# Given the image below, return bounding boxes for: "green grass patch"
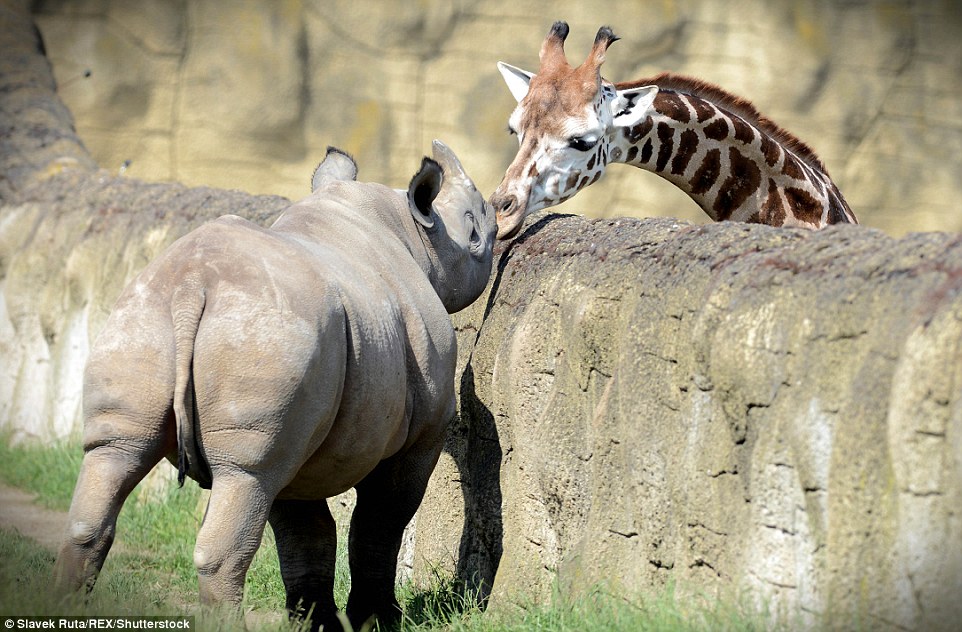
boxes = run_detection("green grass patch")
[0,433,84,510]
[0,436,798,631]
[395,576,788,632]
[0,526,307,631]
[0,436,292,614]
[0,526,186,618]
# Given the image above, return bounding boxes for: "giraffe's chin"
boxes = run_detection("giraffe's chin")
[496,214,524,240]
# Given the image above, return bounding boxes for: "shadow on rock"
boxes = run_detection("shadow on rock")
[443,211,567,608]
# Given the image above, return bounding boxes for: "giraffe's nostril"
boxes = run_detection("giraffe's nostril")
[491,194,518,217]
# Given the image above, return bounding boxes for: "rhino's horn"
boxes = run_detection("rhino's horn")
[431,140,470,185]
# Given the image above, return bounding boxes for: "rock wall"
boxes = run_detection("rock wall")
[411,215,962,630]
[3,2,962,629]
[0,0,290,439]
[0,172,289,439]
[31,0,962,236]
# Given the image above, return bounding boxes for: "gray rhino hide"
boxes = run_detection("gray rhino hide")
[54,143,496,632]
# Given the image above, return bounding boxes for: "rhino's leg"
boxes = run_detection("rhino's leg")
[55,300,178,594]
[346,436,445,630]
[193,471,272,609]
[54,434,168,594]
[269,499,339,632]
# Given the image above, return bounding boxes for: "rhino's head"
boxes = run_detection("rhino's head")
[309,141,495,313]
[407,140,497,313]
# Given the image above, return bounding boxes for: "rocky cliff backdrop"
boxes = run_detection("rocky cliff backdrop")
[30,0,962,235]
[2,1,962,631]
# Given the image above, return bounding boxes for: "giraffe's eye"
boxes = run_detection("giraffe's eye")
[568,136,598,152]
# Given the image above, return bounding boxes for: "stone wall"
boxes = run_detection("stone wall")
[32,0,962,236]
[411,214,962,630]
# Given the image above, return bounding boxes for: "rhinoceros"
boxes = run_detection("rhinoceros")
[53,141,496,631]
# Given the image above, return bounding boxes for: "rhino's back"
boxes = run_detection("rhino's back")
[267,200,459,498]
[184,214,453,495]
[269,196,456,375]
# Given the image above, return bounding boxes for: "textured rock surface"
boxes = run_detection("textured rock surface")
[0,0,289,439]
[410,214,962,630]
[3,2,962,629]
[0,171,288,439]
[29,0,962,236]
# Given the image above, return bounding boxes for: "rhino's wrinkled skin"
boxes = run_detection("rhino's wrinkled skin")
[53,142,496,632]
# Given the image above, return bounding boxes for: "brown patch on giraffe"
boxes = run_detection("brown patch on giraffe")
[732,116,754,145]
[713,147,761,220]
[655,122,674,172]
[587,153,596,170]
[691,97,716,123]
[827,187,855,224]
[528,163,540,178]
[812,173,826,196]
[783,186,822,224]
[565,171,580,192]
[690,147,721,196]
[578,175,590,189]
[641,138,653,164]
[626,145,639,163]
[590,171,602,184]
[671,129,699,176]
[654,92,690,124]
[625,116,653,144]
[760,178,786,226]
[704,118,729,141]
[760,133,780,167]
[781,153,805,179]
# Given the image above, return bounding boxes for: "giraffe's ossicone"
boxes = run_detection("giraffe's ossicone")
[490,21,858,240]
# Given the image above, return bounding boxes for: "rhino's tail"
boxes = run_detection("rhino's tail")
[171,280,212,489]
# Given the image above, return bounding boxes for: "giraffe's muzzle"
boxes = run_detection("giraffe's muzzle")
[491,192,525,240]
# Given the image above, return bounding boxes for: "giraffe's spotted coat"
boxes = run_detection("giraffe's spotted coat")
[490,23,857,238]
[655,122,674,173]
[671,129,699,176]
[614,76,857,226]
[690,148,721,196]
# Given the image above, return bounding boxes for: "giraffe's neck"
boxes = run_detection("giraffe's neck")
[607,75,856,227]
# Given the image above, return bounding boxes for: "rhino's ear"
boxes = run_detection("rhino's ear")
[408,157,442,229]
[311,146,358,192]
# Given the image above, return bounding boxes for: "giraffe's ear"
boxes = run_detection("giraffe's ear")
[611,85,659,128]
[497,61,535,103]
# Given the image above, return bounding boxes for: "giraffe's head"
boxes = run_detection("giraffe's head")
[490,22,659,239]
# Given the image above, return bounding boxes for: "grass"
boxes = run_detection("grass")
[0,435,84,510]
[0,437,792,631]
[0,435,295,617]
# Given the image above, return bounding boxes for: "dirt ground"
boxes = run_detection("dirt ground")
[0,482,286,626]
[0,482,69,551]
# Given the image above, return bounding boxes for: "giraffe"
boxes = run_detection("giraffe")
[490,21,858,240]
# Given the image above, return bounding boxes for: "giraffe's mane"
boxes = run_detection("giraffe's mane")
[617,72,827,172]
